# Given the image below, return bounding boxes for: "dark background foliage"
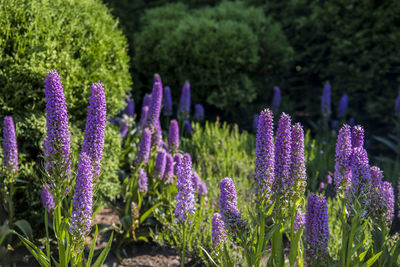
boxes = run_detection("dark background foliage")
[104,0,400,136]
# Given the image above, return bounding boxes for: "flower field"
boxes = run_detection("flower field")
[1,69,400,266]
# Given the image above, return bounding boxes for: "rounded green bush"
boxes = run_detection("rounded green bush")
[134,1,293,121]
[0,0,131,213]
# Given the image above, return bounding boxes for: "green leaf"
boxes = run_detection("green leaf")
[92,231,114,267]
[365,251,382,267]
[200,246,218,266]
[86,225,98,267]
[120,215,132,232]
[14,219,33,239]
[139,202,162,224]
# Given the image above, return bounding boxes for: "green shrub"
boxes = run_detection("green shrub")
[134,1,293,123]
[0,0,130,220]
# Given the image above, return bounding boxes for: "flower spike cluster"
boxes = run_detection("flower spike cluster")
[334,125,352,192]
[153,149,167,179]
[178,81,191,120]
[3,116,18,172]
[272,86,281,114]
[212,213,227,248]
[194,104,204,121]
[41,184,55,213]
[147,74,163,129]
[254,109,274,198]
[163,86,173,117]
[43,70,71,174]
[82,82,106,178]
[290,123,306,196]
[168,120,179,153]
[338,94,349,118]
[135,128,151,166]
[219,177,244,231]
[174,153,196,223]
[70,152,93,239]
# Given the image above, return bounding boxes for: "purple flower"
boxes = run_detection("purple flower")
[151,119,162,147]
[138,169,148,192]
[219,177,244,231]
[174,153,182,175]
[320,182,325,189]
[168,120,179,153]
[395,91,400,116]
[381,181,394,221]
[163,153,174,182]
[370,166,383,189]
[43,70,71,174]
[184,120,192,134]
[194,104,204,121]
[327,173,332,184]
[142,94,152,108]
[212,213,227,247]
[290,123,306,196]
[2,116,18,172]
[163,86,173,117]
[153,149,167,179]
[199,181,208,196]
[192,171,201,193]
[253,114,259,131]
[41,184,55,213]
[351,125,364,148]
[124,96,135,117]
[321,81,331,117]
[294,211,305,232]
[135,128,151,166]
[273,113,292,195]
[147,74,163,129]
[272,86,281,114]
[351,147,370,196]
[70,152,93,239]
[254,109,274,198]
[139,106,149,129]
[334,125,352,192]
[305,193,329,260]
[178,81,191,120]
[82,82,106,178]
[338,94,348,118]
[174,153,196,223]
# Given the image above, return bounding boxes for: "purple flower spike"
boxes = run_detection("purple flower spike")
[395,91,400,116]
[272,86,281,114]
[70,152,93,239]
[41,184,55,213]
[139,106,149,129]
[321,81,331,117]
[142,94,152,108]
[163,86,173,117]
[194,104,204,122]
[273,113,292,195]
[138,169,148,192]
[151,119,162,147]
[168,120,180,153]
[178,81,191,120]
[135,128,151,166]
[82,82,107,178]
[199,181,208,196]
[254,109,274,198]
[174,153,182,175]
[212,213,227,247]
[184,120,192,134]
[294,211,305,232]
[351,147,370,195]
[334,125,352,192]
[124,96,135,117]
[163,153,174,182]
[174,153,196,224]
[153,149,167,179]
[43,70,71,174]
[290,123,306,196]
[3,116,18,172]
[338,94,349,118]
[305,193,329,260]
[351,125,364,148]
[219,177,243,231]
[381,181,394,221]
[147,74,163,129]
[370,166,383,189]
[192,171,201,193]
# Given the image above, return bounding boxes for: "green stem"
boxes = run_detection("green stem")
[45,211,51,263]
[340,196,347,267]
[8,183,14,227]
[181,224,186,267]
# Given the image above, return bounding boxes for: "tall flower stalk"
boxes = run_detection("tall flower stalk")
[178,81,191,121]
[81,82,106,179]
